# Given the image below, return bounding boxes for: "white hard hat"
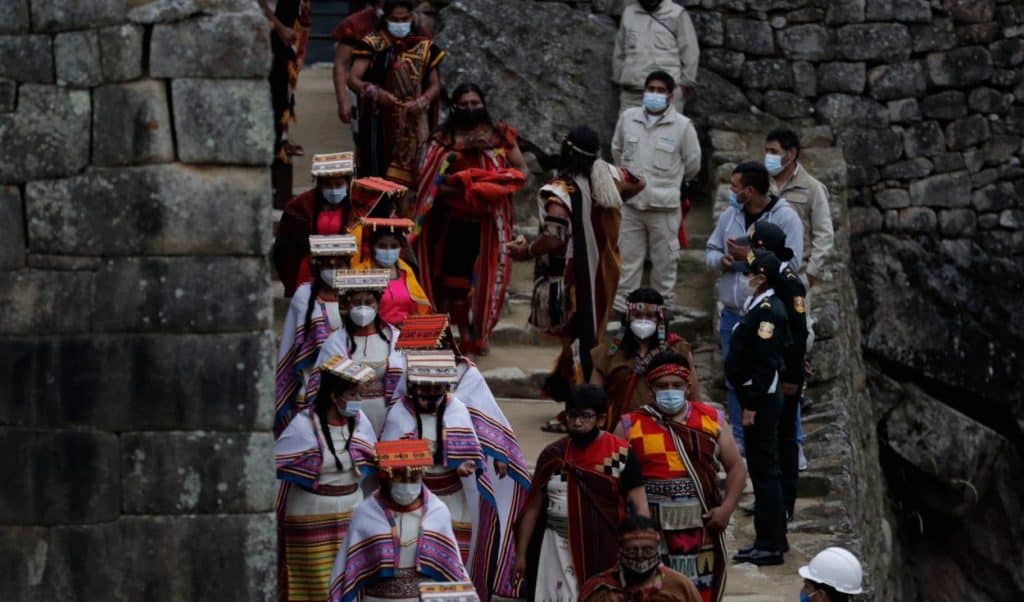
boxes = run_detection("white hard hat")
[798,546,864,594]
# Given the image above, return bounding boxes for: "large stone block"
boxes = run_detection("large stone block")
[0,79,14,112]
[837,128,904,166]
[939,208,977,237]
[990,38,1024,69]
[0,332,275,430]
[689,10,724,47]
[826,0,864,25]
[762,90,812,119]
[887,98,921,123]
[950,0,995,24]
[724,18,774,55]
[91,81,175,165]
[150,13,269,78]
[0,428,119,524]
[30,0,125,31]
[119,514,275,602]
[911,18,956,53]
[792,60,816,97]
[0,187,24,269]
[0,1,29,33]
[1,523,124,601]
[740,59,792,90]
[0,85,90,183]
[777,24,832,61]
[921,90,967,120]
[701,48,745,79]
[875,188,909,209]
[817,62,866,94]
[122,432,274,513]
[26,165,271,255]
[945,114,991,151]
[903,121,946,159]
[865,0,932,23]
[926,46,994,88]
[882,157,932,181]
[836,24,911,61]
[815,94,888,128]
[972,182,1016,212]
[171,79,274,165]
[867,61,926,101]
[909,172,972,208]
[897,207,937,233]
[92,256,271,332]
[0,35,54,83]
[127,0,254,24]
[98,24,144,81]
[984,135,1021,166]
[55,30,102,88]
[968,87,1012,114]
[0,270,93,335]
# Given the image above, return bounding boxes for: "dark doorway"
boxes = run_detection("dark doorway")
[306,0,357,64]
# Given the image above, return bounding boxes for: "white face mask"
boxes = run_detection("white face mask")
[349,304,377,327]
[630,318,657,340]
[319,269,336,287]
[390,481,421,506]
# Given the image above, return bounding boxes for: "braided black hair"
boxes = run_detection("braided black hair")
[314,372,358,471]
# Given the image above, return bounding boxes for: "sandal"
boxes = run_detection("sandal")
[540,417,568,433]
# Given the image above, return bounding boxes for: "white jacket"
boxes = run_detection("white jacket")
[611,106,701,210]
[613,1,699,90]
[706,198,805,311]
[771,163,834,279]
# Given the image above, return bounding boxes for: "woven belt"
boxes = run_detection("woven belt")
[317,482,360,497]
[423,470,463,495]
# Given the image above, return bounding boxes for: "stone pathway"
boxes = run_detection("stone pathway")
[278,65,837,600]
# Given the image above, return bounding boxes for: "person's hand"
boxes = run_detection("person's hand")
[338,97,352,124]
[377,92,400,108]
[275,24,298,47]
[457,460,476,477]
[742,409,756,427]
[727,238,749,261]
[720,254,734,271]
[782,382,800,396]
[507,236,530,261]
[512,554,527,583]
[702,505,732,532]
[807,274,817,288]
[494,459,509,479]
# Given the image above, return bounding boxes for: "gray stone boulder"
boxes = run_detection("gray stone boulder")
[55,30,103,88]
[926,46,994,88]
[127,0,253,24]
[92,81,175,166]
[30,0,125,31]
[98,24,144,81]
[25,165,272,256]
[0,85,90,183]
[0,34,54,83]
[171,79,274,165]
[150,12,270,78]
[836,23,911,61]
[435,0,618,158]
[0,187,24,269]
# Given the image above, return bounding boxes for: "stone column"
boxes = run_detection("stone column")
[1,2,276,600]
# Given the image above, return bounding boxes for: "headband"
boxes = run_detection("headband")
[646,363,691,384]
[621,529,661,544]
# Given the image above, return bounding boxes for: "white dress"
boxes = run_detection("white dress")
[535,472,577,602]
[363,507,425,602]
[285,423,362,517]
[351,334,391,435]
[420,413,472,550]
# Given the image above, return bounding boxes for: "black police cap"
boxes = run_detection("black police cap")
[736,222,794,262]
[742,248,783,276]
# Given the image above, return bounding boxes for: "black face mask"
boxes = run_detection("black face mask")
[640,0,662,12]
[415,393,444,413]
[450,106,487,128]
[621,563,658,585]
[568,427,600,448]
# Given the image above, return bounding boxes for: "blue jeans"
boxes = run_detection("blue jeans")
[719,307,744,454]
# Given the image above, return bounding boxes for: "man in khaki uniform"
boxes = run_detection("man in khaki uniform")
[765,128,834,289]
[613,0,699,114]
[612,71,701,316]
[765,127,833,472]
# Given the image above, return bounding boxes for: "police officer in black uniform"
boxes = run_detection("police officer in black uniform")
[737,222,807,521]
[726,249,792,566]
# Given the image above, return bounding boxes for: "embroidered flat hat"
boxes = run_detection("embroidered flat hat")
[311,151,355,177]
[375,439,433,472]
[329,269,391,293]
[741,248,782,277]
[309,234,358,257]
[319,356,375,385]
[350,177,408,219]
[404,350,458,384]
[360,217,415,233]
[735,222,794,262]
[395,314,450,350]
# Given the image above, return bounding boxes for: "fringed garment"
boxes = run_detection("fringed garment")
[275,408,377,601]
[621,405,727,602]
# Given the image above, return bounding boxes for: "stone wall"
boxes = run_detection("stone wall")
[0,1,276,600]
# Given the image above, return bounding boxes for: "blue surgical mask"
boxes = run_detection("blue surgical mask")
[728,190,742,210]
[799,592,812,602]
[342,400,362,417]
[322,185,347,205]
[387,21,411,38]
[643,91,669,114]
[374,247,401,267]
[765,153,784,176]
[654,389,686,415]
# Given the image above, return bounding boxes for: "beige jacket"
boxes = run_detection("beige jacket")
[613,1,699,90]
[771,163,834,279]
[611,106,701,211]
